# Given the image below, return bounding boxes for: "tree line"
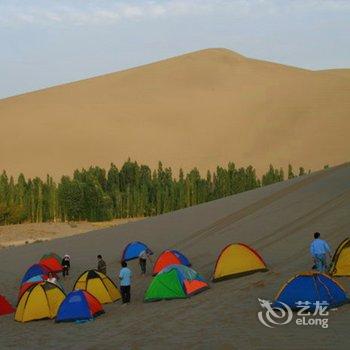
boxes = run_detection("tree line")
[0,160,307,225]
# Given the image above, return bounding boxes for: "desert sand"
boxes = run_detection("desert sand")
[1,48,350,179]
[0,163,350,349]
[0,219,141,248]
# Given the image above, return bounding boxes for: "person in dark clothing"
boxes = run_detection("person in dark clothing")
[119,260,132,304]
[61,255,70,277]
[97,254,107,274]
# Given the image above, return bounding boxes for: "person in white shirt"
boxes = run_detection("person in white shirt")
[138,249,151,275]
[47,272,57,284]
[119,261,132,304]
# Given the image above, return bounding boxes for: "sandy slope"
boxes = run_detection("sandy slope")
[1,164,350,349]
[1,48,350,178]
[320,69,350,79]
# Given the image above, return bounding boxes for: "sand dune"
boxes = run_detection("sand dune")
[1,48,350,178]
[1,163,350,349]
[320,68,350,79]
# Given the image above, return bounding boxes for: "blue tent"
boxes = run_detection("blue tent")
[25,275,46,283]
[21,264,50,284]
[273,272,349,310]
[172,250,191,266]
[56,290,104,323]
[121,241,153,261]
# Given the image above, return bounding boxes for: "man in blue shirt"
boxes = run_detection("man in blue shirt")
[310,232,332,272]
[119,260,132,304]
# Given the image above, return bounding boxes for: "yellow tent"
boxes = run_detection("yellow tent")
[73,270,121,304]
[15,282,65,322]
[329,238,350,276]
[213,243,267,282]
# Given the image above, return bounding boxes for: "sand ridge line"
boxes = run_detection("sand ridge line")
[198,210,350,303]
[172,164,349,250]
[192,187,350,249]
[273,221,350,275]
[196,184,350,275]
[252,189,350,251]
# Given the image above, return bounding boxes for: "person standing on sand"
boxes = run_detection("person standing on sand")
[97,255,107,274]
[61,254,70,277]
[138,249,152,275]
[310,232,332,272]
[119,260,132,305]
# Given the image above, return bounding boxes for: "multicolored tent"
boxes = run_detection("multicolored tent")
[329,237,350,276]
[0,295,15,316]
[273,272,349,310]
[121,241,153,261]
[152,249,191,275]
[18,275,46,300]
[212,243,267,282]
[73,270,121,304]
[40,252,63,273]
[21,264,50,284]
[56,290,104,322]
[15,282,65,322]
[145,265,208,302]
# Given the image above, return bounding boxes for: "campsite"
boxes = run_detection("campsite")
[1,164,350,348]
[1,1,350,349]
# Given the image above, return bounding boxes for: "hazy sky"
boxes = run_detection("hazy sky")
[1,0,349,98]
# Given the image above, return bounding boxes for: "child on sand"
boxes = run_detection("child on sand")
[97,254,107,274]
[61,254,71,277]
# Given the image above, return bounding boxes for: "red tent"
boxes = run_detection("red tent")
[0,295,15,316]
[152,250,191,275]
[40,257,63,273]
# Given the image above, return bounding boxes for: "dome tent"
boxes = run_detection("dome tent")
[273,272,349,310]
[21,264,51,284]
[15,282,65,322]
[212,243,267,282]
[18,275,46,301]
[41,252,62,262]
[329,237,350,276]
[152,249,191,275]
[73,270,121,304]
[40,252,63,273]
[56,290,104,323]
[121,241,153,261]
[145,265,208,302]
[0,295,15,316]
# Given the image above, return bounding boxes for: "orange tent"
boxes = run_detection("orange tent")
[152,250,191,275]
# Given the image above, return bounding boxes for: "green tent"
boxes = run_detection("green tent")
[145,269,187,301]
[41,252,62,262]
[144,265,209,302]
